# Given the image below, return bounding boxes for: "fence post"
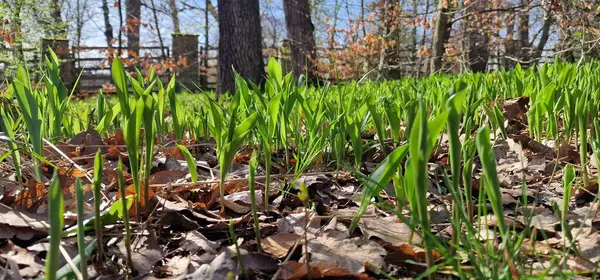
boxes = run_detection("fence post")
[41,38,75,88]
[172,34,199,90]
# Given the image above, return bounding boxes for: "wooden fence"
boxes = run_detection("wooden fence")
[1,38,422,93]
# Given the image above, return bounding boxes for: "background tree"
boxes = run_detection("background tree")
[126,0,141,56]
[169,0,180,33]
[464,0,491,72]
[216,0,264,94]
[283,0,317,81]
[101,0,113,47]
[430,0,455,73]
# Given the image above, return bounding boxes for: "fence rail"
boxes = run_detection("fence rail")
[0,40,423,93]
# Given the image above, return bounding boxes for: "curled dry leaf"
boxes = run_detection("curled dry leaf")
[185,251,237,280]
[575,181,599,203]
[277,211,320,235]
[0,240,45,278]
[385,243,442,266]
[304,230,386,274]
[261,232,301,259]
[118,232,164,274]
[502,96,529,122]
[242,252,279,275]
[356,215,421,246]
[0,203,49,239]
[164,255,192,276]
[276,261,374,280]
[180,230,219,254]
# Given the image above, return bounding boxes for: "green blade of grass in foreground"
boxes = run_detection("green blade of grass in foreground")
[46,171,64,280]
[92,149,104,262]
[74,178,88,280]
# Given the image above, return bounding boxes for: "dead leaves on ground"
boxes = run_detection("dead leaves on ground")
[4,95,600,278]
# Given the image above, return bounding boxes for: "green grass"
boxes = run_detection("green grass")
[71,90,203,115]
[3,54,600,279]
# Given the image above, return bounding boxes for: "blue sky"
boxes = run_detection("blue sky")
[55,0,557,60]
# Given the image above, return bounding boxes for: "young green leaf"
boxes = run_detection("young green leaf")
[46,171,64,280]
[177,144,198,182]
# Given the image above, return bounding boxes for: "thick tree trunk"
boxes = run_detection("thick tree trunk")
[430,0,454,74]
[101,0,114,47]
[217,0,265,95]
[283,0,317,81]
[169,0,181,33]
[465,0,490,72]
[126,0,141,56]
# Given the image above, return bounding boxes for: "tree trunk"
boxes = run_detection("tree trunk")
[465,0,490,72]
[503,9,516,69]
[283,0,317,81]
[150,0,166,59]
[51,0,66,37]
[430,0,454,74]
[9,0,24,64]
[517,0,530,67]
[126,0,141,56]
[558,26,575,63]
[217,0,265,95]
[531,7,554,64]
[118,0,124,55]
[169,0,181,33]
[101,0,114,47]
[207,0,218,21]
[360,0,366,37]
[76,0,84,64]
[330,0,339,49]
[416,0,430,75]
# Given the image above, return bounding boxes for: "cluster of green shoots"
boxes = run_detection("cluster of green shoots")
[3,50,600,279]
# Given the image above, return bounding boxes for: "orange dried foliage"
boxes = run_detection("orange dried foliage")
[233,153,252,164]
[104,130,125,146]
[15,180,47,209]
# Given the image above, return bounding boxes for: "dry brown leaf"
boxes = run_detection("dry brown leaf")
[575,182,599,203]
[556,140,580,164]
[520,238,558,255]
[277,261,322,280]
[164,255,191,276]
[149,170,188,185]
[277,211,320,235]
[304,230,386,274]
[119,232,164,274]
[356,215,421,246]
[385,243,442,265]
[276,261,374,280]
[104,129,125,145]
[180,230,219,254]
[502,96,529,122]
[0,203,49,235]
[242,252,279,274]
[261,232,300,258]
[185,250,237,280]
[0,240,44,278]
[520,209,560,236]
